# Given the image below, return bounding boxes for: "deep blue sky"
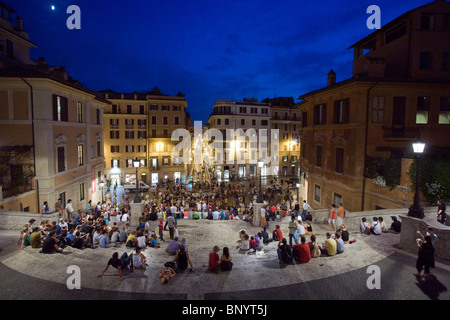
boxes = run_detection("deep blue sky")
[8,0,430,123]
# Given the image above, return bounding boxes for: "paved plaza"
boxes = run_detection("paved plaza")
[0,214,449,302]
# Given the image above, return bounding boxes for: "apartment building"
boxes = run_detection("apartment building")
[298,0,450,212]
[0,2,108,212]
[100,89,191,186]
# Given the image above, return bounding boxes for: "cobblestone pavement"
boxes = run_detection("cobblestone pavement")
[0,217,449,301]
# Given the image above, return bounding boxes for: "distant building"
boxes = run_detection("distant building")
[204,97,301,182]
[99,89,191,186]
[298,0,450,212]
[0,2,108,212]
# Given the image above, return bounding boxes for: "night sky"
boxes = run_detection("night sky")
[8,0,430,123]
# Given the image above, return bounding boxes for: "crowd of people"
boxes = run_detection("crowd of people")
[16,180,445,283]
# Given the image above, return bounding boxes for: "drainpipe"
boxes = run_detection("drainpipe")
[361,82,378,211]
[21,77,39,212]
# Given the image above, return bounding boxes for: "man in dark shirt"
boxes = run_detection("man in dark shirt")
[97,252,132,281]
[389,216,402,233]
[42,231,62,254]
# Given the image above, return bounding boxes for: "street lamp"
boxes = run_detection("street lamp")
[257,159,264,203]
[408,139,425,219]
[133,158,141,203]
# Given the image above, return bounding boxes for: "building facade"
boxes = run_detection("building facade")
[100,89,191,186]
[298,0,450,212]
[0,3,108,212]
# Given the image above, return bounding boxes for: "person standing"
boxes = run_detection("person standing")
[337,203,345,228]
[302,200,311,222]
[260,206,267,227]
[65,199,74,220]
[167,213,176,240]
[288,215,299,247]
[414,235,435,278]
[437,199,446,225]
[328,204,337,231]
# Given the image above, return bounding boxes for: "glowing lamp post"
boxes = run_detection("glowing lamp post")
[133,158,141,203]
[408,140,425,219]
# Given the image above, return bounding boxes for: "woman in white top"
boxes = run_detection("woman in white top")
[132,247,147,269]
[137,232,147,249]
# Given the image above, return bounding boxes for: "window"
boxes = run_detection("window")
[163,157,170,166]
[162,105,169,111]
[163,129,168,137]
[241,119,245,125]
[314,103,326,125]
[137,131,146,139]
[335,147,344,173]
[139,105,145,114]
[282,155,288,162]
[53,95,68,121]
[126,159,134,168]
[252,120,256,126]
[372,96,385,123]
[225,119,229,125]
[112,105,118,114]
[77,144,84,166]
[174,117,179,125]
[261,120,268,126]
[127,105,132,114]
[240,107,247,113]
[420,14,434,31]
[125,131,134,139]
[80,183,85,201]
[57,146,65,173]
[217,119,221,125]
[76,102,83,123]
[163,116,168,125]
[251,108,257,114]
[444,14,450,32]
[439,97,450,124]
[420,52,433,70]
[150,105,158,111]
[126,145,134,153]
[110,119,119,128]
[125,119,134,128]
[314,185,321,203]
[138,145,147,152]
[5,39,14,56]
[96,109,100,125]
[416,96,430,124]
[443,52,450,71]
[138,119,146,128]
[152,129,156,137]
[97,140,101,157]
[334,99,349,124]
[110,131,119,139]
[262,108,268,114]
[110,146,120,153]
[315,145,323,167]
[152,116,156,125]
[173,106,179,111]
[111,159,120,168]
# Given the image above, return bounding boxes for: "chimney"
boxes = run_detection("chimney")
[16,16,24,31]
[327,70,336,87]
[37,57,47,66]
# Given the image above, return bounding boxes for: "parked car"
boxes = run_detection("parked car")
[123,181,150,192]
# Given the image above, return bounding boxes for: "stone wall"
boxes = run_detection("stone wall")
[0,210,60,230]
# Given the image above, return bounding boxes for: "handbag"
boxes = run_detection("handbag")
[174,228,179,238]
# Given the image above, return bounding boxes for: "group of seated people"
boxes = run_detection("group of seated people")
[360,216,402,235]
[277,230,347,264]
